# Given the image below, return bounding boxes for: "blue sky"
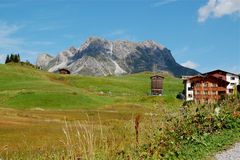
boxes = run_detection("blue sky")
[0,0,239,73]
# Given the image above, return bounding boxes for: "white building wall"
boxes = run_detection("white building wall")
[226,73,239,94]
[185,80,194,101]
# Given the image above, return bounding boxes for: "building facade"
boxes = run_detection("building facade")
[183,70,239,103]
[203,70,239,94]
[184,75,229,103]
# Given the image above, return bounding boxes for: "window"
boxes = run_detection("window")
[204,83,208,87]
[196,90,200,95]
[196,83,201,87]
[212,83,218,87]
[230,83,235,86]
[212,91,217,95]
[230,77,235,80]
[188,94,193,98]
[203,91,208,95]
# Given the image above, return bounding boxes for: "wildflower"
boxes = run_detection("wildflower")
[214,107,220,116]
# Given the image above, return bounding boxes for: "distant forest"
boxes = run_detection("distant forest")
[5,54,35,68]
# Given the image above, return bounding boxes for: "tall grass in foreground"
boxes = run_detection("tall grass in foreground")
[0,96,239,159]
[62,119,95,160]
[60,96,240,160]
[60,113,136,160]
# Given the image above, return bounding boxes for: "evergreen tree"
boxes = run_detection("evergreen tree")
[13,54,18,62]
[10,54,14,62]
[12,54,16,62]
[5,55,10,64]
[5,53,21,63]
[17,54,20,62]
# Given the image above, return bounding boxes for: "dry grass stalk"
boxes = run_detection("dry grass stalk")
[135,115,141,145]
[61,114,96,160]
[0,145,8,157]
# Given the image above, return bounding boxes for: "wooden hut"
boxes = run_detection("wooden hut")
[59,68,71,74]
[150,75,164,95]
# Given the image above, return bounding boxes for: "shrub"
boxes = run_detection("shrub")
[135,97,240,159]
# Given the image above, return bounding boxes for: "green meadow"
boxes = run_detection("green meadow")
[0,64,239,160]
[0,63,182,109]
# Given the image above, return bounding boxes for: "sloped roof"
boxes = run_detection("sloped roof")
[202,69,239,76]
[187,74,229,86]
[150,75,164,79]
[59,68,71,73]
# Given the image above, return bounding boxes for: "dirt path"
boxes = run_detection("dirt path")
[215,142,240,160]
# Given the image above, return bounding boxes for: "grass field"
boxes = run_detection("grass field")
[0,64,239,159]
[0,64,183,159]
[0,64,182,109]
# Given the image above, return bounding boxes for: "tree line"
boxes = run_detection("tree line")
[4,53,36,68]
[5,54,21,63]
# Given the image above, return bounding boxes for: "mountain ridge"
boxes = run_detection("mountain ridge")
[36,37,200,77]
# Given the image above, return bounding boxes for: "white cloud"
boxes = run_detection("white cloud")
[0,22,21,37]
[151,0,177,7]
[181,60,199,69]
[198,0,240,22]
[0,54,6,64]
[0,21,54,63]
[0,21,24,48]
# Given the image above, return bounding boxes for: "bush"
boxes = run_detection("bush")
[135,97,240,159]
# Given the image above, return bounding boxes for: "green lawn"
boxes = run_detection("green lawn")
[0,64,183,109]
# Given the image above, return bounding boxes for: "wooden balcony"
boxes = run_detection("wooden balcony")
[194,94,219,100]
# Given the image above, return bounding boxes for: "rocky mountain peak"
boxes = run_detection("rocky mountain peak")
[68,46,77,53]
[36,37,199,77]
[36,54,53,69]
[142,40,165,50]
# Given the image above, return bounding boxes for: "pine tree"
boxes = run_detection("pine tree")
[6,53,21,63]
[10,54,14,62]
[13,54,18,62]
[17,54,20,62]
[5,55,10,64]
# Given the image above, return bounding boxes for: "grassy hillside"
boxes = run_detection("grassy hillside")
[0,64,183,109]
[0,64,239,160]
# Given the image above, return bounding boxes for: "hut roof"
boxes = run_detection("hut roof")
[150,75,164,79]
[59,68,71,74]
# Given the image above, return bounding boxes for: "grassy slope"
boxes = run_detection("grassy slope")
[0,64,183,109]
[0,64,239,159]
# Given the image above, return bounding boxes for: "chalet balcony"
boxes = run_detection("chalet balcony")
[194,86,226,91]
[194,94,220,99]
